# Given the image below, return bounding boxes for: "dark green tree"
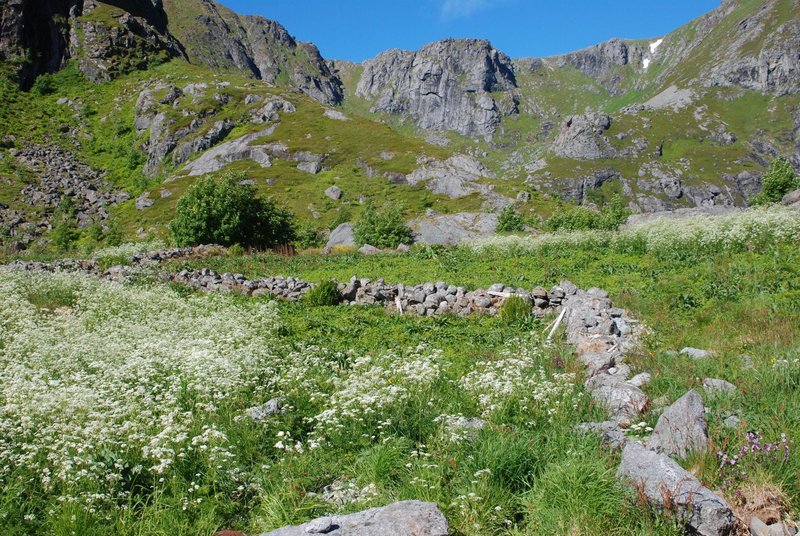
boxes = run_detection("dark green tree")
[170,172,296,248]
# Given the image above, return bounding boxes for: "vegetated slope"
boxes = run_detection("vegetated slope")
[1,0,799,251]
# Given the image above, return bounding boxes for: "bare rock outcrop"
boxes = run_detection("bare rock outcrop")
[406,154,494,198]
[551,112,614,160]
[356,39,518,137]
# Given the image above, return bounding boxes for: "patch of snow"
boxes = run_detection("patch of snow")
[649,38,664,54]
[643,58,651,70]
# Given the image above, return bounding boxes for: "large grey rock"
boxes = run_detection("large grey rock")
[406,155,494,199]
[576,421,628,450]
[618,442,735,536]
[326,223,355,248]
[648,390,709,458]
[409,212,498,245]
[585,373,649,423]
[359,244,381,255]
[356,39,518,137]
[260,500,449,536]
[551,112,614,160]
[325,186,343,200]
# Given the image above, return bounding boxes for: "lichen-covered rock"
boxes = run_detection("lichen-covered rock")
[356,39,518,137]
[260,501,449,536]
[618,442,736,536]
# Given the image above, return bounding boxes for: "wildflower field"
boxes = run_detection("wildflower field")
[1,208,799,535]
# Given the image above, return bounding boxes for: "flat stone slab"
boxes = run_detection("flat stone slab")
[260,501,449,536]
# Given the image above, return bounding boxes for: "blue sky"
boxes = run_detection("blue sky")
[221,1,721,61]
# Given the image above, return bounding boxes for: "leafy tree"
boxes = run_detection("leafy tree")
[353,202,413,248]
[497,206,525,232]
[170,172,296,248]
[752,157,798,205]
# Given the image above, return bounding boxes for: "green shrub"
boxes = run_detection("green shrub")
[305,280,341,306]
[170,172,296,248]
[294,225,325,250]
[752,157,798,205]
[51,219,79,253]
[353,202,413,248]
[31,74,57,96]
[497,206,525,232]
[499,295,532,322]
[546,195,630,232]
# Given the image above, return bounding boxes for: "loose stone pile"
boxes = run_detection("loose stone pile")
[2,145,130,247]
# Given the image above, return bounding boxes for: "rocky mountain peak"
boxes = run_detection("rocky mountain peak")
[163,0,343,105]
[355,38,518,137]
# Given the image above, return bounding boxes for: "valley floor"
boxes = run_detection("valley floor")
[1,209,798,535]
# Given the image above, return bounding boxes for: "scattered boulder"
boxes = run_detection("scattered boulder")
[723,415,741,429]
[647,390,709,459]
[325,186,343,200]
[618,442,735,536]
[703,378,737,396]
[409,212,498,245]
[260,501,449,536]
[681,347,712,360]
[359,244,381,255]
[326,224,355,248]
[298,161,322,175]
[324,109,349,121]
[136,193,154,210]
[782,189,800,206]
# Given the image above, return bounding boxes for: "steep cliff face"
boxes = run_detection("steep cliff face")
[0,0,77,88]
[549,39,647,96]
[161,0,343,105]
[0,0,184,86]
[355,39,518,137]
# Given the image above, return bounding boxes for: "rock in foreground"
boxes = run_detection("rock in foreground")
[618,442,735,536]
[260,501,449,536]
